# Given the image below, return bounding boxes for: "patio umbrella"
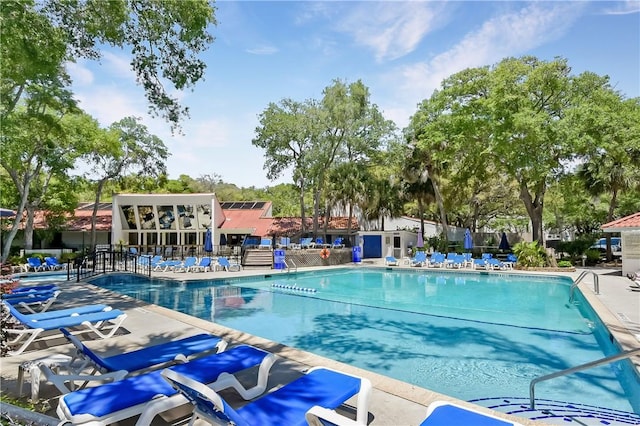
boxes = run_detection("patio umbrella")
[204,228,213,253]
[219,233,227,246]
[463,228,473,251]
[416,232,424,248]
[0,208,16,218]
[499,232,510,251]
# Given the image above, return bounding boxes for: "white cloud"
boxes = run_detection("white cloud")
[246,45,279,55]
[66,60,94,86]
[337,2,446,62]
[74,85,147,127]
[101,51,136,80]
[602,0,640,15]
[380,2,585,128]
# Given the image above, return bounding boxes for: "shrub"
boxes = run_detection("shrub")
[557,260,573,268]
[512,241,547,267]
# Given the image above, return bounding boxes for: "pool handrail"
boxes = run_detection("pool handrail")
[529,347,640,409]
[569,270,599,302]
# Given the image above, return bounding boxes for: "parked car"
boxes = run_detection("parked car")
[590,237,622,253]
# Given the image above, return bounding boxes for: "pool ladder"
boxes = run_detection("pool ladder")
[283,259,297,273]
[529,347,640,409]
[569,270,599,302]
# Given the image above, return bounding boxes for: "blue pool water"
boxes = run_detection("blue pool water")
[89,268,640,416]
[13,271,73,283]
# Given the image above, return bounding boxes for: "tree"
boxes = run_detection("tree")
[82,116,169,250]
[253,98,318,234]
[1,0,217,129]
[410,57,614,244]
[0,85,91,261]
[571,81,640,258]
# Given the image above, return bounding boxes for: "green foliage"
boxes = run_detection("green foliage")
[512,241,547,267]
[426,234,447,253]
[556,236,597,259]
[557,260,573,268]
[585,249,603,265]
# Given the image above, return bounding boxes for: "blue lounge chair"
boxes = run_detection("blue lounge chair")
[300,237,314,248]
[162,366,372,426]
[486,258,507,270]
[217,257,241,272]
[503,253,517,269]
[153,259,181,272]
[385,256,399,266]
[332,237,345,249]
[411,251,428,267]
[419,401,523,426]
[173,256,197,273]
[27,329,228,400]
[191,257,212,272]
[10,284,60,294]
[258,238,273,249]
[427,253,446,268]
[2,290,61,313]
[44,256,64,270]
[2,301,127,356]
[277,237,291,248]
[26,257,47,272]
[56,345,277,426]
[473,258,487,269]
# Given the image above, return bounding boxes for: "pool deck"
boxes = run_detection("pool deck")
[1,263,638,426]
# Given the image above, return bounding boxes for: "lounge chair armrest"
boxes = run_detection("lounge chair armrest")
[210,352,277,399]
[33,364,128,400]
[305,406,365,426]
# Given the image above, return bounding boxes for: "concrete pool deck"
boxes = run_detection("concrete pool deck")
[1,263,638,425]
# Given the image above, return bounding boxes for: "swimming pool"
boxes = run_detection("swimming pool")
[13,271,73,283]
[89,268,640,419]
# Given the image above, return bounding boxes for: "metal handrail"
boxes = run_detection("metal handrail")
[530,348,640,409]
[284,259,298,273]
[569,270,599,302]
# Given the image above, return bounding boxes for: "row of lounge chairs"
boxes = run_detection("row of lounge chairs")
[140,255,242,272]
[2,285,127,356]
[386,252,517,270]
[259,237,345,250]
[24,256,65,272]
[4,283,522,425]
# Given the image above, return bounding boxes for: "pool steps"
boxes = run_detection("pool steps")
[471,397,640,425]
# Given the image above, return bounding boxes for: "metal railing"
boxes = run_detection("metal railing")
[284,259,298,273]
[73,251,152,282]
[569,270,599,302]
[529,348,640,409]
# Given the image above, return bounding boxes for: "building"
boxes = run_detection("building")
[602,212,640,276]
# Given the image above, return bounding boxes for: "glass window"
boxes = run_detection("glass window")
[196,204,211,229]
[158,205,176,229]
[121,206,137,230]
[177,205,196,229]
[184,232,197,245]
[138,206,156,230]
[127,233,139,245]
[166,232,178,245]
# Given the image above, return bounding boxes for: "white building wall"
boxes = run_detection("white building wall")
[621,231,640,276]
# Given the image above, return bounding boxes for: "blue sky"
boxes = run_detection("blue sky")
[68,1,640,189]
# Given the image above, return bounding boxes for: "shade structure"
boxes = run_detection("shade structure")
[204,228,213,252]
[219,233,227,246]
[416,232,424,248]
[499,232,510,251]
[0,208,16,218]
[463,228,473,251]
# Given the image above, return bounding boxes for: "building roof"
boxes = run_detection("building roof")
[266,217,358,236]
[25,201,358,237]
[602,212,640,231]
[220,205,273,236]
